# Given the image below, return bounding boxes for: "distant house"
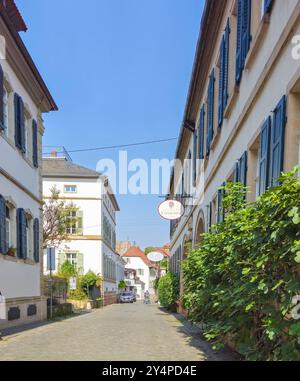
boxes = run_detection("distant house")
[42,151,124,305]
[122,246,157,298]
[0,1,57,329]
[123,268,145,300]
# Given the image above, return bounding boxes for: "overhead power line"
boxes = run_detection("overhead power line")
[44,137,178,155]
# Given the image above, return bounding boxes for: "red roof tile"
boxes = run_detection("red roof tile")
[122,246,156,267]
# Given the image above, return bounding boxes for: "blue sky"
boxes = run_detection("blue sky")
[17,0,204,249]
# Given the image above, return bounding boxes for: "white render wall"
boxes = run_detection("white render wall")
[43,175,123,290]
[171,0,300,257]
[0,58,42,301]
[124,257,151,292]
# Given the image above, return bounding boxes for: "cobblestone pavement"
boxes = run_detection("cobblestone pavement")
[0,303,237,361]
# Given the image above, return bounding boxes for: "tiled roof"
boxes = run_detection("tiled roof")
[4,0,27,32]
[42,158,101,179]
[122,246,156,267]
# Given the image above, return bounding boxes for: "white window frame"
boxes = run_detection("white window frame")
[66,253,77,267]
[64,185,77,193]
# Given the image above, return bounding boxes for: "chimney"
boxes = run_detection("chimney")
[50,150,57,158]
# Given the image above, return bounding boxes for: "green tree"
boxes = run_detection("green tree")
[183,168,300,360]
[43,186,78,248]
[144,247,156,256]
[58,260,77,279]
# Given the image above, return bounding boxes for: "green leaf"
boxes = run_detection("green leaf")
[242,268,251,275]
[271,280,284,291]
[289,323,300,337]
[295,252,300,263]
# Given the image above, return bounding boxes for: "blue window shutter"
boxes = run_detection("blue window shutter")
[17,208,27,259]
[0,195,6,253]
[259,117,271,195]
[234,161,240,183]
[32,119,38,167]
[14,93,21,149]
[270,96,286,187]
[208,202,212,230]
[264,0,274,14]
[241,0,252,65]
[193,128,197,183]
[217,183,226,223]
[33,218,40,263]
[198,106,205,160]
[19,97,25,154]
[218,37,225,128]
[239,151,248,187]
[0,64,4,131]
[223,20,230,111]
[235,0,243,85]
[206,70,215,156]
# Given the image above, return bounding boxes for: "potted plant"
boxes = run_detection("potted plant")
[6,247,16,257]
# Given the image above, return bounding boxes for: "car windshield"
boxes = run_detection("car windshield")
[121,293,132,296]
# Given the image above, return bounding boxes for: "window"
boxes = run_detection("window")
[64,185,77,193]
[234,151,248,187]
[66,253,77,266]
[3,86,8,137]
[0,195,6,253]
[198,106,205,160]
[17,208,27,259]
[193,128,197,183]
[14,93,25,153]
[5,206,11,248]
[218,19,230,128]
[270,96,286,188]
[24,116,31,159]
[32,120,38,168]
[66,209,83,235]
[137,269,144,276]
[206,70,215,156]
[217,183,226,223]
[236,0,252,85]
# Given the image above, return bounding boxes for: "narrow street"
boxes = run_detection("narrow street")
[0,303,235,361]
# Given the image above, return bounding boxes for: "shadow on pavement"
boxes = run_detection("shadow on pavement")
[0,310,92,339]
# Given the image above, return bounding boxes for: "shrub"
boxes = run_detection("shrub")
[157,272,179,308]
[118,280,126,290]
[80,271,101,293]
[183,169,300,361]
[68,288,87,301]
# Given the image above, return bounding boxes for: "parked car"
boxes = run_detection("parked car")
[119,292,134,303]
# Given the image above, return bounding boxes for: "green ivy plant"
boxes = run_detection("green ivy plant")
[183,168,300,361]
[157,272,179,309]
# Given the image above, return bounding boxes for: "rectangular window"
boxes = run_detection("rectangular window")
[6,206,11,248]
[137,269,144,276]
[14,94,25,153]
[234,151,248,187]
[270,96,286,187]
[259,117,271,195]
[66,253,77,266]
[66,210,83,235]
[236,0,252,85]
[3,87,8,137]
[193,128,197,183]
[217,183,226,223]
[218,20,230,128]
[206,70,215,157]
[64,185,77,193]
[198,106,205,160]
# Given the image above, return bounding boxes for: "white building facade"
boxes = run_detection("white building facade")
[169,0,300,312]
[0,1,57,329]
[42,154,124,305]
[122,246,157,299]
